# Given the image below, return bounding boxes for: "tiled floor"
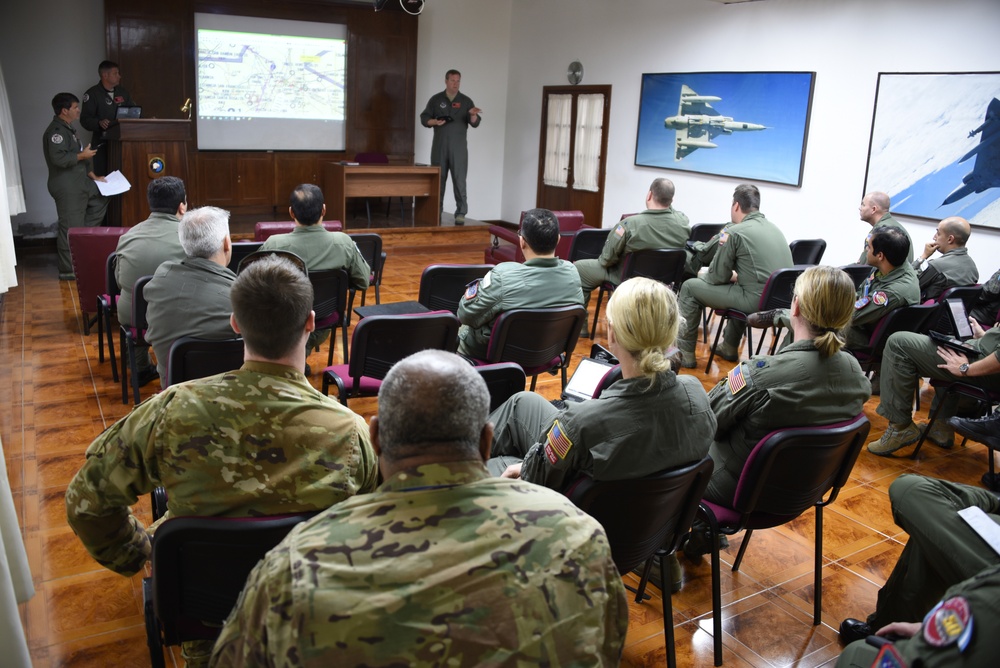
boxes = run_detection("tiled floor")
[3,244,996,667]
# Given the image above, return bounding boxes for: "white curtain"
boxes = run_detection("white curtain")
[0,62,23,294]
[0,433,33,668]
[573,93,604,192]
[542,94,572,188]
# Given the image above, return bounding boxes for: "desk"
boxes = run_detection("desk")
[323,163,441,228]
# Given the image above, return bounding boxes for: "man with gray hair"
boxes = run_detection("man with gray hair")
[211,349,628,666]
[144,206,237,384]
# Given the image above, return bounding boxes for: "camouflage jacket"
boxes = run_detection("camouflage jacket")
[210,460,628,667]
[65,361,378,576]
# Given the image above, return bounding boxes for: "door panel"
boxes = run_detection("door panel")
[537,85,611,229]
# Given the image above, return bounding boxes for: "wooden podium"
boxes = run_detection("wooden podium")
[106,119,191,227]
[323,163,441,228]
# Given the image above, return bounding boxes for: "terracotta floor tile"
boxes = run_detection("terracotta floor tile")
[827,484,896,535]
[32,397,104,427]
[36,451,88,488]
[772,562,881,637]
[838,538,906,588]
[719,593,839,668]
[43,570,143,642]
[773,506,884,561]
[37,624,159,668]
[36,528,105,580]
[28,422,106,457]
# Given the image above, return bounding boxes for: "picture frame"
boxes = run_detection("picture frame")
[863,72,1000,229]
[635,71,815,187]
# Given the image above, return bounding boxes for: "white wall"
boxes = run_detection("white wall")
[0,0,105,237]
[420,0,1000,271]
[414,0,512,220]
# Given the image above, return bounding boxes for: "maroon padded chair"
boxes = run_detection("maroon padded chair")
[697,414,871,666]
[484,210,587,263]
[253,220,343,241]
[68,226,128,334]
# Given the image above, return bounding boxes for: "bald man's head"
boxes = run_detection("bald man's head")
[939,216,971,248]
[860,191,891,225]
[375,350,491,464]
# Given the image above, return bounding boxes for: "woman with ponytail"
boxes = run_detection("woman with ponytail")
[700,265,872,515]
[487,277,716,494]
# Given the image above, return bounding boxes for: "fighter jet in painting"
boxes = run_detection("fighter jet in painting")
[942,97,1000,205]
[664,85,766,161]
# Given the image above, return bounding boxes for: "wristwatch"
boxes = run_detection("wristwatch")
[959,362,970,376]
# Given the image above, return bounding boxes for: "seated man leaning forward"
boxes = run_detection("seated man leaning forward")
[66,254,378,665]
[866,317,1000,455]
[911,215,978,302]
[260,183,370,357]
[676,183,793,367]
[488,276,716,493]
[457,207,583,359]
[682,266,872,557]
[838,474,1000,658]
[143,206,238,385]
[574,177,690,309]
[210,350,628,666]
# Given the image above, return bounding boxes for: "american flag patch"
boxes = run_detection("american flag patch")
[727,364,747,395]
[545,420,573,459]
[719,231,729,245]
[614,224,625,237]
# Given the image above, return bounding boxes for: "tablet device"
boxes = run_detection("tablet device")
[928,330,980,358]
[946,299,975,339]
[562,357,614,403]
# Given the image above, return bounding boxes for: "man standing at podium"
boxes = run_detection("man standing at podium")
[43,93,108,280]
[420,69,481,225]
[81,60,135,176]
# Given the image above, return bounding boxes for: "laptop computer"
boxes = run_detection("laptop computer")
[116,106,142,119]
[928,299,980,358]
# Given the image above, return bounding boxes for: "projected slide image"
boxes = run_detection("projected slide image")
[198,29,345,121]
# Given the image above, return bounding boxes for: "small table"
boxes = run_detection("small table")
[353,301,431,319]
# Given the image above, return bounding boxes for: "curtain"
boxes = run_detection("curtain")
[542,94,572,188]
[0,62,22,294]
[572,93,604,193]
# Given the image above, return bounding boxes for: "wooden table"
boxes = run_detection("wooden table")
[323,163,441,228]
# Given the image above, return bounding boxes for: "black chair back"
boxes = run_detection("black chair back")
[757,266,806,312]
[418,264,493,313]
[621,248,688,292]
[840,263,874,290]
[347,232,385,295]
[98,252,122,379]
[308,269,352,365]
[854,302,939,372]
[688,223,725,243]
[486,305,589,391]
[475,362,528,411]
[227,242,263,273]
[120,275,154,404]
[348,312,460,382]
[930,285,984,335]
[567,227,612,262]
[165,336,245,387]
[789,239,827,265]
[146,514,313,648]
[569,457,714,575]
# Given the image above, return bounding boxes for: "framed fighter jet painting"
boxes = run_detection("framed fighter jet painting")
[634,71,815,187]
[864,72,1000,229]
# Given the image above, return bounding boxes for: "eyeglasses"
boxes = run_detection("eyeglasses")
[237,250,309,276]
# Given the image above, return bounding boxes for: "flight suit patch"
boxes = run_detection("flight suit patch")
[464,282,479,300]
[452,102,461,108]
[719,231,729,245]
[727,364,747,394]
[83,93,90,103]
[923,596,972,650]
[544,420,573,463]
[51,134,63,144]
[614,224,625,237]
[872,291,888,306]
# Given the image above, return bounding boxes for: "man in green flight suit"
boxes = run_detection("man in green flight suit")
[575,177,690,309]
[260,184,370,361]
[857,190,913,264]
[911,216,979,302]
[420,69,481,224]
[66,254,378,667]
[457,208,583,359]
[210,349,628,666]
[838,474,1000,663]
[80,60,135,176]
[42,92,108,280]
[676,184,793,367]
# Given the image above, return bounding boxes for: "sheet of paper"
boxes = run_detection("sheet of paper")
[96,170,131,197]
[958,506,1000,557]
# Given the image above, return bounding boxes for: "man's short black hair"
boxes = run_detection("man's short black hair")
[98,60,119,75]
[733,184,761,213]
[51,93,78,115]
[869,226,910,267]
[290,184,324,226]
[519,209,560,255]
[147,176,186,214]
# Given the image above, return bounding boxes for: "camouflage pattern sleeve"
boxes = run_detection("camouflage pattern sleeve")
[64,394,166,576]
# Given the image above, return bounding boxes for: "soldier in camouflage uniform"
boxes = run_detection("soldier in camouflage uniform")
[574,178,690,308]
[66,255,378,667]
[457,208,583,359]
[676,184,793,367]
[210,350,627,666]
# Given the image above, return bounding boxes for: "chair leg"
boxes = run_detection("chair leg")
[143,578,167,668]
[660,555,677,668]
[814,505,823,625]
[732,529,753,572]
[130,338,142,405]
[705,314,727,373]
[120,330,129,405]
[633,556,656,602]
[590,287,607,339]
[327,329,337,367]
[342,325,350,366]
[105,304,119,383]
[702,507,723,667]
[911,386,953,459]
[364,200,373,227]
[702,308,712,343]
[529,374,538,392]
[97,298,105,364]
